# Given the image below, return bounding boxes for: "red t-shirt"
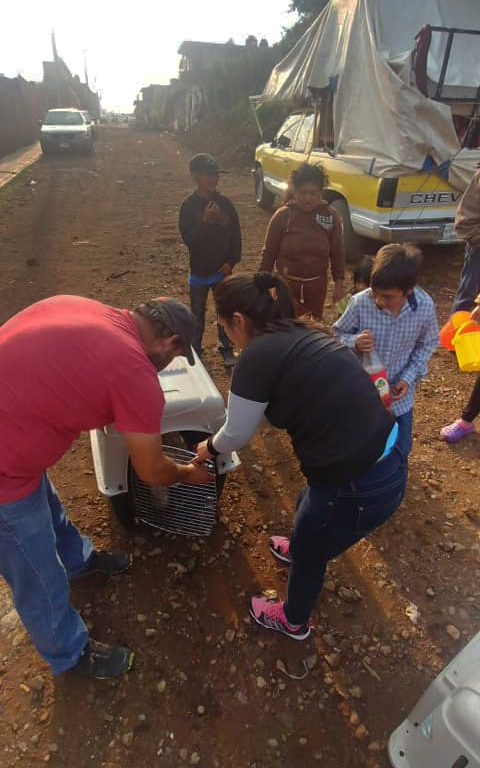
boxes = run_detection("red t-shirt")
[0,296,165,503]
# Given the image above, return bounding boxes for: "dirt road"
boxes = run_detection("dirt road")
[0,125,479,768]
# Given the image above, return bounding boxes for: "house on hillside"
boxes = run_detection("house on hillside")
[178,40,247,85]
[173,39,271,130]
[136,38,271,133]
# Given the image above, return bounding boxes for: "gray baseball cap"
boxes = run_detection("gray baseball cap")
[147,298,195,365]
[189,153,227,174]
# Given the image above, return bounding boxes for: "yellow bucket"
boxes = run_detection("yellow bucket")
[453,320,480,371]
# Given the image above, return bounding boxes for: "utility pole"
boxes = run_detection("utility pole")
[83,49,89,87]
[51,28,61,108]
[51,28,58,61]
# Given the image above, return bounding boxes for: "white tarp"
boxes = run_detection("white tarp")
[258,0,480,189]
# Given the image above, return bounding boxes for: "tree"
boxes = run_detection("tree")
[272,0,329,60]
[289,0,330,18]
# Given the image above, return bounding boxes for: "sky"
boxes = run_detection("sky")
[2,1,297,112]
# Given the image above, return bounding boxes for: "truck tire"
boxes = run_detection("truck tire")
[330,198,368,262]
[109,430,226,531]
[254,166,275,210]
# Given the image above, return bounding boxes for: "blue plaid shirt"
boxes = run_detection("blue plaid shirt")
[333,287,439,416]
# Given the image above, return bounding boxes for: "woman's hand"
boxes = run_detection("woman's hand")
[195,439,214,463]
[332,281,346,304]
[182,462,215,484]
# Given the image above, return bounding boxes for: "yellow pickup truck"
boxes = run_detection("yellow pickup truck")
[253,110,463,260]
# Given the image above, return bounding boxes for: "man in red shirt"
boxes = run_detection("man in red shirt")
[0,295,212,679]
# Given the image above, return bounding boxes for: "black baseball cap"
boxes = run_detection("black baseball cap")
[147,298,196,365]
[189,153,227,175]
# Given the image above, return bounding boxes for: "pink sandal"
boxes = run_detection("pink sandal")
[440,420,475,443]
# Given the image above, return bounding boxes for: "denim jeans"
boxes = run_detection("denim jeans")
[0,474,94,672]
[284,446,407,625]
[189,282,232,353]
[396,409,413,457]
[451,242,480,313]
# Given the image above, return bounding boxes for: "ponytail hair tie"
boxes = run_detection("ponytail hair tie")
[254,272,277,293]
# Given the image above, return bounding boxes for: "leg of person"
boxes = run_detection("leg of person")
[283,278,304,317]
[251,447,406,635]
[462,375,480,422]
[302,275,328,320]
[396,409,413,457]
[440,373,480,442]
[211,285,235,366]
[0,476,89,672]
[451,243,480,313]
[46,476,131,579]
[250,485,322,639]
[285,447,406,625]
[189,283,209,355]
[0,475,134,678]
[217,321,233,352]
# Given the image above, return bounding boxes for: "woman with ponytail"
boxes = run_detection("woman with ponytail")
[195,272,407,640]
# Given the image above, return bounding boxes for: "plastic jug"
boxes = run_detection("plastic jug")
[453,320,480,371]
[362,350,391,407]
[439,311,471,350]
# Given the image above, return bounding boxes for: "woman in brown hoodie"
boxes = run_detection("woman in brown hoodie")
[259,163,346,319]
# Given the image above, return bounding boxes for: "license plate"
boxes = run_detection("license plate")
[442,222,456,240]
[59,142,70,149]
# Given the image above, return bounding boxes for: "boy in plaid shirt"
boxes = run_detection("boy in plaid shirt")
[334,244,438,457]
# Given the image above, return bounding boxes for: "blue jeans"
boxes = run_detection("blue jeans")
[189,282,232,353]
[285,446,407,625]
[396,409,413,457]
[451,243,480,313]
[0,474,94,672]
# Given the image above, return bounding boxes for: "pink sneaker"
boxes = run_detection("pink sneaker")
[249,596,310,640]
[440,419,475,443]
[269,535,292,563]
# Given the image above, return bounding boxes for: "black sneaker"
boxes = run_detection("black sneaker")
[71,639,134,679]
[73,550,132,579]
[220,348,235,368]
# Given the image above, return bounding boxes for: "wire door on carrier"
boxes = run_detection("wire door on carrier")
[128,442,218,536]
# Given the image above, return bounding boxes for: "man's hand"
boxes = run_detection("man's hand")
[181,462,215,484]
[391,380,409,401]
[355,330,374,353]
[123,432,214,486]
[332,280,346,304]
[471,305,480,323]
[203,201,222,224]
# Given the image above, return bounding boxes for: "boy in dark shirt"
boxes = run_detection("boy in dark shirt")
[179,154,242,366]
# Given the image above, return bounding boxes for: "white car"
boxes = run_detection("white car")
[40,108,94,155]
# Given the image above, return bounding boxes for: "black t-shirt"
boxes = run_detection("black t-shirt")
[230,325,395,485]
[178,191,242,276]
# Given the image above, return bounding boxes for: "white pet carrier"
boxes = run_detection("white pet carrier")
[389,630,480,768]
[90,352,239,535]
